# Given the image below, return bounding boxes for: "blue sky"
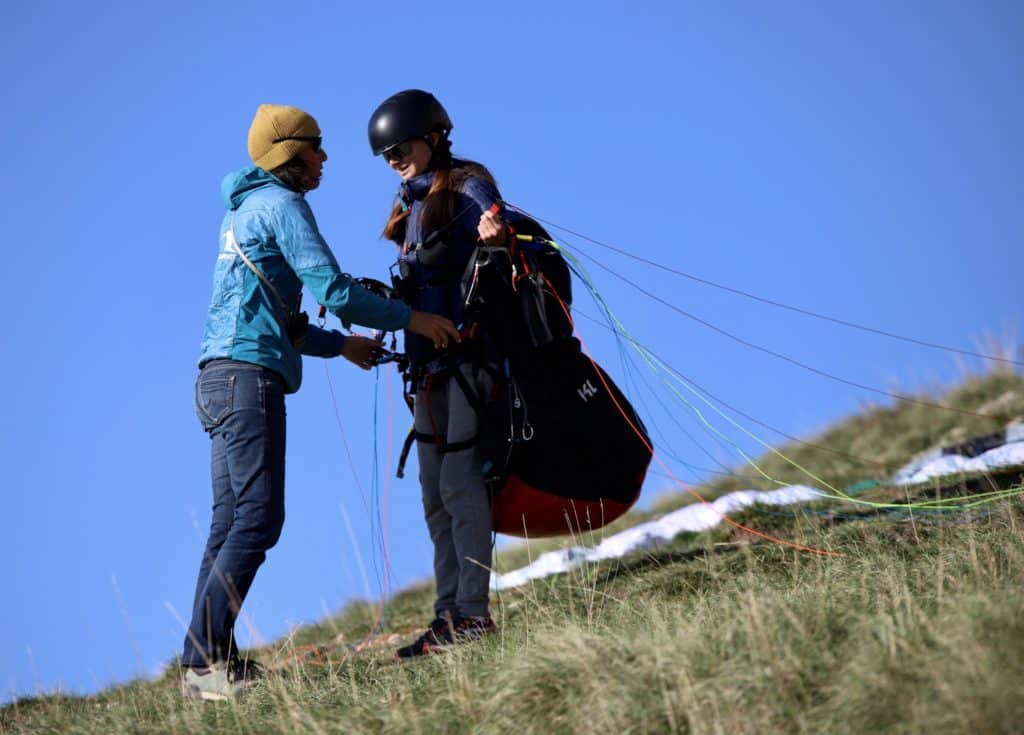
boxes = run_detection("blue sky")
[1,1,1020,701]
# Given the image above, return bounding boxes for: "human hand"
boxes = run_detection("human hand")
[341,335,385,370]
[478,209,511,247]
[407,311,461,350]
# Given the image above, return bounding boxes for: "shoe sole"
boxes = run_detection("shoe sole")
[183,685,231,702]
[183,683,252,702]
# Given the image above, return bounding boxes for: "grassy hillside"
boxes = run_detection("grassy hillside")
[4,371,1023,735]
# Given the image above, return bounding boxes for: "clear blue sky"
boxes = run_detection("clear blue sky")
[1,1,1020,701]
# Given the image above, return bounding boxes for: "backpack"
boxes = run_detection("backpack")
[451,214,653,538]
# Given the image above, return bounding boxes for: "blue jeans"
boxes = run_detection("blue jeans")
[182,359,287,667]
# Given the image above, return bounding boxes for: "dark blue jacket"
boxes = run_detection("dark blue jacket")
[398,170,506,369]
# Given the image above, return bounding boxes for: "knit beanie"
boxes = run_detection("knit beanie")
[247,104,321,171]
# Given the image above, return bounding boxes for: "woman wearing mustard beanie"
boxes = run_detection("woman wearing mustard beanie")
[182,104,459,701]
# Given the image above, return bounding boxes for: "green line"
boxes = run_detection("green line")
[547,237,1024,513]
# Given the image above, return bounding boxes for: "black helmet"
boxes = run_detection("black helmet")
[368,89,453,156]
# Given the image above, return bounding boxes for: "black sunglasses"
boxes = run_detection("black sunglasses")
[272,135,322,152]
[382,141,414,163]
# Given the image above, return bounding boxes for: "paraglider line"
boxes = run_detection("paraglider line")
[543,280,842,557]
[503,202,1022,368]
[562,240,1012,423]
[573,309,896,472]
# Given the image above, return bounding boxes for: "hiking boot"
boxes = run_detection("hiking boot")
[421,615,496,654]
[182,659,262,701]
[395,614,457,661]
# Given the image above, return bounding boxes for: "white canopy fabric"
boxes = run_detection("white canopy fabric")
[491,432,1024,591]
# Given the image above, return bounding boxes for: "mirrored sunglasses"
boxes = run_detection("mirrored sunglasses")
[382,141,414,163]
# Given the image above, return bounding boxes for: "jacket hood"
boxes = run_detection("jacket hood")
[221,166,285,210]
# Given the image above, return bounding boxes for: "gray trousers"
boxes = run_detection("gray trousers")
[415,364,494,619]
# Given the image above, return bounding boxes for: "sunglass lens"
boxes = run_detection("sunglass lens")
[384,142,410,162]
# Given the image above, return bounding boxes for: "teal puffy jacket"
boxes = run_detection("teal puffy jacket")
[199,166,411,392]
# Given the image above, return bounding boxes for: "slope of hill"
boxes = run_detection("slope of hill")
[4,371,1023,735]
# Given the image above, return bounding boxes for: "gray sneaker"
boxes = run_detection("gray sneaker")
[182,660,261,701]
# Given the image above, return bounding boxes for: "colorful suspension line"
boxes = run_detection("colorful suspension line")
[355,366,397,652]
[535,266,841,556]
[576,307,897,474]
[502,203,1016,425]
[322,361,396,654]
[420,196,1019,512]
[568,237,1011,424]
[503,202,1023,369]
[607,298,751,484]
[529,230,1024,515]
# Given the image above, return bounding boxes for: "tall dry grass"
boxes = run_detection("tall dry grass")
[4,373,1023,734]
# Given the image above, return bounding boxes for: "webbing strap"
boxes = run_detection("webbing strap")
[450,367,488,420]
[396,427,416,479]
[413,430,479,453]
[226,212,294,318]
[395,426,481,479]
[394,368,485,479]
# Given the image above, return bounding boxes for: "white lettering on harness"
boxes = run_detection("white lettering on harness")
[577,379,599,402]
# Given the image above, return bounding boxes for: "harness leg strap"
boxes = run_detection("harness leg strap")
[396,426,417,479]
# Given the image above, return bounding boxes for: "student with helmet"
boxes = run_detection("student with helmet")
[183,103,459,700]
[367,89,513,659]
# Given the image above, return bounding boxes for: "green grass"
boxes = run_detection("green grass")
[4,371,1023,735]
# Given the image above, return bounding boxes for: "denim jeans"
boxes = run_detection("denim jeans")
[182,359,287,667]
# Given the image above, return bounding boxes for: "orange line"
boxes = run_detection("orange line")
[545,282,841,557]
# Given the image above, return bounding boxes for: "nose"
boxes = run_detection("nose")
[320,148,328,163]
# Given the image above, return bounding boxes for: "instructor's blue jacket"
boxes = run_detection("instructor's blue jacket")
[199,166,411,392]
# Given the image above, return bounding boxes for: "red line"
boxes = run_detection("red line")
[357,368,397,652]
[324,364,372,520]
[544,282,841,557]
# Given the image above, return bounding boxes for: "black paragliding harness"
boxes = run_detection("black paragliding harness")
[341,200,650,538]
[383,203,574,491]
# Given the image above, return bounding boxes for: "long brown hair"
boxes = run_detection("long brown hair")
[382,156,497,245]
